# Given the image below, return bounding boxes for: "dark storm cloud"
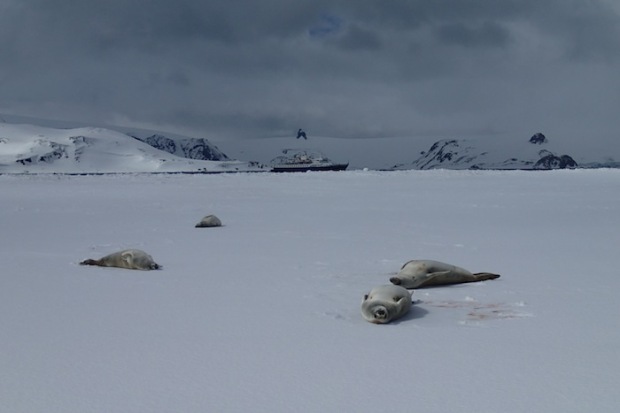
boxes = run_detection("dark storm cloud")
[1,0,619,142]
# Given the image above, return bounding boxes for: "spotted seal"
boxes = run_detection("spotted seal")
[80,249,161,270]
[361,284,412,324]
[389,259,499,289]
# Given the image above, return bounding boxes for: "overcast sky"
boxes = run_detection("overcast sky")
[1,0,619,144]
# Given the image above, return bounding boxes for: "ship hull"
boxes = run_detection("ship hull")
[271,163,349,172]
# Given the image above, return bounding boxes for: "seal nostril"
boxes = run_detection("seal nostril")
[389,277,401,285]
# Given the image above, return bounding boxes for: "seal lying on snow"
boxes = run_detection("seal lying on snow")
[390,259,499,289]
[362,284,412,324]
[195,214,222,228]
[80,249,161,270]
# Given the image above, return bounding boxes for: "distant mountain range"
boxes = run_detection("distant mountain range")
[1,114,618,172]
[391,133,583,170]
[211,130,620,171]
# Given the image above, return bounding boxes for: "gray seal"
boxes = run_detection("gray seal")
[361,284,412,324]
[80,249,161,270]
[389,259,499,289]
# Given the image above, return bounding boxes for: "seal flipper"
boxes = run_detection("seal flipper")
[416,270,452,287]
[396,296,412,306]
[120,251,133,266]
[472,272,501,281]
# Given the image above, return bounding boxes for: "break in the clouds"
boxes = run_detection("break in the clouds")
[1,0,619,144]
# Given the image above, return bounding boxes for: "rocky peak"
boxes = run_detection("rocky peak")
[409,139,481,169]
[132,134,229,161]
[529,133,547,144]
[533,153,577,170]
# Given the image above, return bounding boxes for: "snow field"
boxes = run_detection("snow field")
[1,169,619,412]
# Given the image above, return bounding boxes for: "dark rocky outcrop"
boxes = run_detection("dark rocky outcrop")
[16,141,68,165]
[529,133,547,144]
[533,154,578,170]
[132,134,229,161]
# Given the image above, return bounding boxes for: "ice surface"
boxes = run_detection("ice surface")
[1,169,619,412]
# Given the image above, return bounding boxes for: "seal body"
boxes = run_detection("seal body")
[390,259,500,289]
[361,284,412,324]
[195,214,222,228]
[80,249,161,270]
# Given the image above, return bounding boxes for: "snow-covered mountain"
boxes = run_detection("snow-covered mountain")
[128,133,229,161]
[0,122,264,174]
[392,133,584,170]
[2,114,618,172]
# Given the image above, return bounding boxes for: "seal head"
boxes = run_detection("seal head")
[361,284,412,324]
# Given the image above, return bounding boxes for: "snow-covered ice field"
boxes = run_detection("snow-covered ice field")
[2,169,619,412]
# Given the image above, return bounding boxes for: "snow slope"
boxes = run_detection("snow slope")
[0,122,262,173]
[2,170,619,412]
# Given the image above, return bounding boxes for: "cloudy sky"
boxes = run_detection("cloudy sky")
[1,0,619,144]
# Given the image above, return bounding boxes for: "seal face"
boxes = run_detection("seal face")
[389,259,500,289]
[195,214,222,228]
[80,249,161,270]
[361,284,412,324]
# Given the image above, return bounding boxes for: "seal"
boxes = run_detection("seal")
[195,214,222,228]
[361,284,412,324]
[80,249,161,270]
[389,259,500,289]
